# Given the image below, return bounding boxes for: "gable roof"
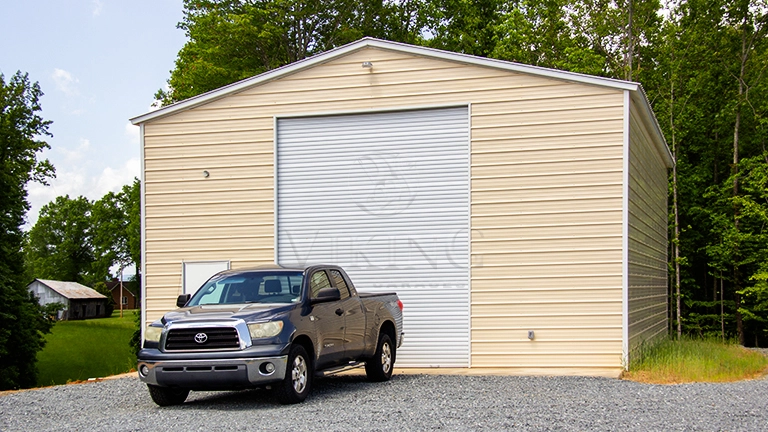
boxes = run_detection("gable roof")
[130,37,672,167]
[33,279,107,300]
[106,280,137,297]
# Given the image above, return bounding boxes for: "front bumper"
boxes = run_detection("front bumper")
[137,355,287,389]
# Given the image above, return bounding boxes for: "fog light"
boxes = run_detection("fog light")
[260,362,276,375]
[140,365,150,376]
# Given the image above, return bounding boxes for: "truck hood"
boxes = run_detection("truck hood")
[162,303,297,324]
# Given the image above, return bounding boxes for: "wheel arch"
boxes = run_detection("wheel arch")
[291,334,315,365]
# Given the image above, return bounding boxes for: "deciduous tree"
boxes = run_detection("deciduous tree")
[0,71,56,389]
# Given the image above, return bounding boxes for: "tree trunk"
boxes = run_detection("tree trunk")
[720,274,725,342]
[671,80,681,339]
[626,0,634,81]
[732,25,746,346]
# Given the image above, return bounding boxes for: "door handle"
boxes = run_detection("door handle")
[335,308,344,316]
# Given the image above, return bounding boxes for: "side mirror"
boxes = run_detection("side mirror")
[177,294,191,308]
[311,288,341,304]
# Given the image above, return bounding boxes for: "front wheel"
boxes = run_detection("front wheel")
[366,332,395,382]
[276,344,312,404]
[147,384,189,406]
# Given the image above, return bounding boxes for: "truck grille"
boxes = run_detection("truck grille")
[164,327,240,351]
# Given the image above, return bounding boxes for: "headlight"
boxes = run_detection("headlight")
[248,321,284,339]
[145,325,162,342]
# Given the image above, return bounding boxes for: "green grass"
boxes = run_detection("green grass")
[623,337,768,384]
[36,310,138,387]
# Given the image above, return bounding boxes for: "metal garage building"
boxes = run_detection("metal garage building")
[131,38,672,376]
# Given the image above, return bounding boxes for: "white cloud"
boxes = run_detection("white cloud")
[92,0,103,16]
[57,138,91,163]
[125,122,140,144]
[52,68,80,96]
[25,157,140,228]
[94,158,140,197]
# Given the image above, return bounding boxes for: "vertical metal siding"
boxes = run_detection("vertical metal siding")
[276,107,470,367]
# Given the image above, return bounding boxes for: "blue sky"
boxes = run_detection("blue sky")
[1,0,186,227]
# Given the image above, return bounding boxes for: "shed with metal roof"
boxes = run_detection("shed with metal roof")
[28,279,109,320]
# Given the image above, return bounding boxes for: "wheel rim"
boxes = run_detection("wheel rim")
[291,355,307,393]
[381,342,392,374]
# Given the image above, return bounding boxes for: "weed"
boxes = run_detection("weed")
[623,337,768,384]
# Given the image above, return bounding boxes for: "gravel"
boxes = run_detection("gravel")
[1,371,767,431]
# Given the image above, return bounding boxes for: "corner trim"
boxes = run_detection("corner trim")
[622,90,631,369]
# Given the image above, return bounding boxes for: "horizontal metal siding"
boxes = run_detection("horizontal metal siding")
[142,47,631,373]
[276,108,469,367]
[470,87,625,369]
[627,108,669,355]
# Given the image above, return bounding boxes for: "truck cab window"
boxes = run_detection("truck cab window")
[310,271,332,299]
[330,269,351,299]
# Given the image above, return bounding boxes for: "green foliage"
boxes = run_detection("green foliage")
[157,0,425,105]
[129,309,142,357]
[25,179,142,288]
[26,195,94,284]
[41,302,66,323]
[423,0,504,57]
[0,71,56,390]
[92,281,115,317]
[36,312,137,386]
[626,337,768,383]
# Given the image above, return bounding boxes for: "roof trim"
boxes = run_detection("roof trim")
[131,37,640,125]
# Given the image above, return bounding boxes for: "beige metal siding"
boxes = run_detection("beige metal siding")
[142,47,628,372]
[470,90,624,370]
[627,104,669,357]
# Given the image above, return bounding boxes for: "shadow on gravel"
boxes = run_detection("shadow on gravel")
[175,374,419,410]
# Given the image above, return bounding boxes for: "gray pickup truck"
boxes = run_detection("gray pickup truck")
[137,264,403,405]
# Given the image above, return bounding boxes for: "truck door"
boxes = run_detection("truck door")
[308,270,345,368]
[330,269,366,360]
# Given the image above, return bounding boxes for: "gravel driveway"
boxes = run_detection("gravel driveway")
[1,372,766,431]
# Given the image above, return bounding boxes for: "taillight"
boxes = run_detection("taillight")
[397,299,403,311]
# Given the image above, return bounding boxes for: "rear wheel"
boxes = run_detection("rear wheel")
[147,384,189,406]
[276,344,312,404]
[366,332,394,382]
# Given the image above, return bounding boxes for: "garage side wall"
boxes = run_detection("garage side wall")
[627,101,669,357]
[142,47,627,372]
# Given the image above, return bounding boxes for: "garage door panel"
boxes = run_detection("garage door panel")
[277,107,470,367]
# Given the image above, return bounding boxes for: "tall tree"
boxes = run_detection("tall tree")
[423,0,504,57]
[157,0,424,104]
[92,179,142,281]
[25,196,95,285]
[26,181,143,288]
[0,71,56,389]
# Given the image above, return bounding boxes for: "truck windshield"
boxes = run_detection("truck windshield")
[187,271,304,306]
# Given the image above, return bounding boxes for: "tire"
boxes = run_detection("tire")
[276,344,312,404]
[147,384,189,406]
[366,332,395,382]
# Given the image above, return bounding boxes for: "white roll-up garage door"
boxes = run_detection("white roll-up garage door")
[276,107,469,367]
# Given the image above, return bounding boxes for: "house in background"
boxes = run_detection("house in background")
[27,279,109,320]
[106,278,138,309]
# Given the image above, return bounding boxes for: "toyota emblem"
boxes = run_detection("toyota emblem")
[194,332,208,344]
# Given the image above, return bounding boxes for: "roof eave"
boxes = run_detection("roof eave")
[630,88,674,168]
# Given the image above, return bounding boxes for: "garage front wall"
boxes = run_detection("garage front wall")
[143,46,627,371]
